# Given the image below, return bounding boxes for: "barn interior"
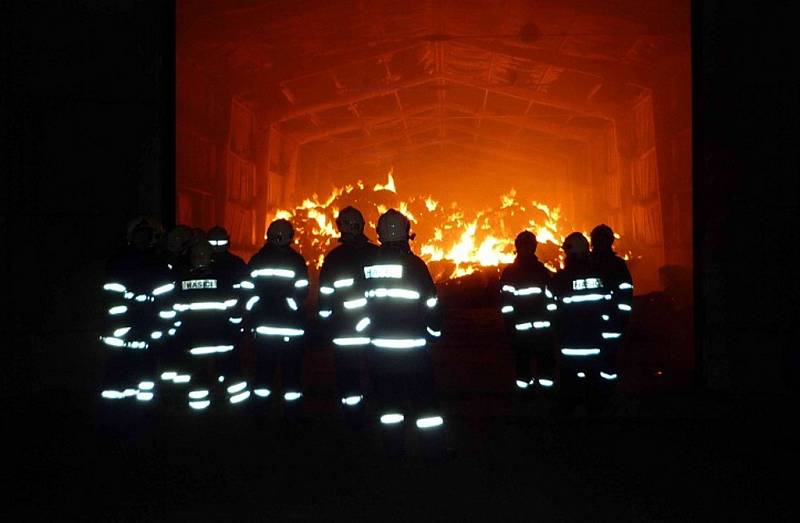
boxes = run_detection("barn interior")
[4,0,797,520]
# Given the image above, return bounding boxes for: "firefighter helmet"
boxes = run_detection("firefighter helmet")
[166,225,193,255]
[514,230,537,254]
[267,219,294,246]
[189,241,213,270]
[376,209,410,243]
[126,216,162,249]
[335,206,365,236]
[590,224,615,251]
[562,232,590,257]
[207,226,230,252]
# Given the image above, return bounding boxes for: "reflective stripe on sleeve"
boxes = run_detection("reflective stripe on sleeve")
[618,304,632,311]
[294,279,309,288]
[152,283,175,296]
[602,332,622,339]
[372,338,426,349]
[427,327,441,337]
[103,283,126,293]
[255,326,304,337]
[318,310,332,318]
[365,288,420,300]
[333,337,371,346]
[355,317,371,332]
[251,268,295,279]
[561,348,601,356]
[333,278,354,288]
[426,297,438,308]
[501,305,514,314]
[343,297,368,309]
[320,286,335,295]
[286,297,298,311]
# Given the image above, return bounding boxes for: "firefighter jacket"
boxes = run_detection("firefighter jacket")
[163,264,241,356]
[318,236,380,347]
[590,250,633,335]
[211,250,250,326]
[101,246,174,351]
[499,254,556,337]
[362,243,441,350]
[246,244,309,341]
[550,259,611,355]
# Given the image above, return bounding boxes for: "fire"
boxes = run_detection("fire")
[271,169,629,281]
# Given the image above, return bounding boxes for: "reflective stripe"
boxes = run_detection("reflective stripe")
[562,294,610,303]
[189,390,209,399]
[124,292,134,299]
[320,286,335,295]
[619,283,634,290]
[227,382,247,394]
[240,280,255,289]
[545,288,553,298]
[602,314,610,321]
[152,283,175,296]
[224,299,237,308]
[135,294,149,302]
[190,345,234,355]
[380,413,404,424]
[501,305,514,314]
[108,305,127,315]
[372,338,426,349]
[251,268,295,279]
[230,390,250,404]
[246,296,259,311]
[416,416,443,429]
[174,321,182,327]
[189,400,210,410]
[113,327,131,337]
[365,288,420,300]
[501,285,516,293]
[209,239,228,246]
[284,392,302,401]
[136,392,154,401]
[333,337,371,346]
[218,376,225,383]
[126,340,148,350]
[561,348,601,356]
[101,336,124,347]
[364,264,403,279]
[618,304,632,311]
[602,332,622,339]
[168,328,177,336]
[253,388,271,398]
[159,310,177,319]
[427,327,441,337]
[546,304,557,311]
[286,297,298,311]
[103,283,126,293]
[577,372,586,378]
[150,331,162,340]
[333,278,354,288]
[229,317,242,324]
[538,379,554,388]
[515,322,532,331]
[533,321,551,329]
[256,326,304,337]
[426,297,438,308]
[294,279,309,288]
[355,317,371,332]
[341,395,363,406]
[515,287,542,296]
[600,372,618,380]
[516,379,529,389]
[101,390,125,399]
[138,381,155,390]
[173,375,191,383]
[343,297,368,309]
[318,310,332,318]
[173,301,234,311]
[160,371,177,380]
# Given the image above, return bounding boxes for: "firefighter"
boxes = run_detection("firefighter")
[162,241,249,412]
[551,232,610,414]
[164,225,193,272]
[365,209,443,458]
[499,231,557,395]
[589,224,633,391]
[318,207,379,427]
[100,217,173,409]
[246,219,309,417]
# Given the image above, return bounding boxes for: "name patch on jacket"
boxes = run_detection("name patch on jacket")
[572,278,602,291]
[364,264,403,279]
[182,279,218,290]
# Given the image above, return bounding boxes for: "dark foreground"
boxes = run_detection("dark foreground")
[9,308,798,521]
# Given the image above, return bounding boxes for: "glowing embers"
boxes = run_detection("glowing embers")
[572,278,602,291]
[561,348,601,356]
[561,294,611,304]
[190,345,234,355]
[364,264,403,279]
[416,416,443,429]
[341,395,363,406]
[365,288,420,300]
[103,283,126,293]
[372,338,426,349]
[380,413,404,424]
[256,326,305,337]
[251,268,295,279]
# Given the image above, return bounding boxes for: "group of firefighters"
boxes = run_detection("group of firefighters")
[100,206,631,457]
